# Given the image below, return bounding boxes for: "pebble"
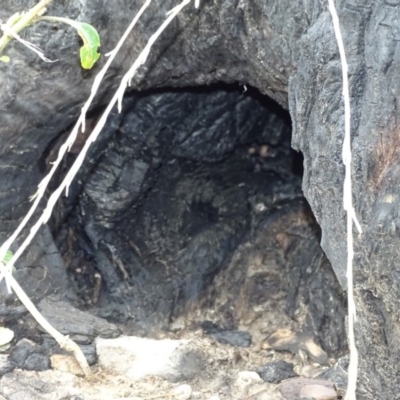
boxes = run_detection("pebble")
[263,329,327,364]
[233,371,264,398]
[212,330,252,347]
[316,356,348,397]
[170,384,192,400]
[280,377,336,400]
[9,338,50,371]
[299,384,337,399]
[96,336,203,382]
[202,321,252,348]
[255,360,298,383]
[50,354,85,376]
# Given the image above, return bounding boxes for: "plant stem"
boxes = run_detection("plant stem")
[40,15,79,29]
[0,0,53,54]
[7,272,91,376]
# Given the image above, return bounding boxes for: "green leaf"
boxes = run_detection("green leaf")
[40,17,101,70]
[0,327,14,347]
[2,250,13,264]
[74,22,101,70]
[0,56,10,63]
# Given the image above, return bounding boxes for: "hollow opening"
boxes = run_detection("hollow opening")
[45,84,347,358]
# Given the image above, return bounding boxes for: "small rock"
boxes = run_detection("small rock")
[280,378,336,400]
[233,371,264,398]
[9,338,50,371]
[263,329,327,364]
[202,321,252,347]
[96,336,203,382]
[316,356,348,397]
[255,360,298,383]
[24,353,50,371]
[0,369,83,399]
[212,330,252,348]
[299,384,337,399]
[232,374,284,400]
[236,371,263,386]
[0,371,58,399]
[172,384,192,400]
[38,296,121,343]
[50,354,85,376]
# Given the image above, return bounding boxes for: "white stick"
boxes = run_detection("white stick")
[327,1,362,399]
[0,22,56,62]
[118,0,191,111]
[4,272,91,376]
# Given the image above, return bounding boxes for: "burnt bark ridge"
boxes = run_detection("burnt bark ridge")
[290,3,400,398]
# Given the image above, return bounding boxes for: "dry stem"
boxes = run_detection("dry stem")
[327,1,362,399]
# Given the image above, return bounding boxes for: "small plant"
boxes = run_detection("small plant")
[0,0,101,69]
[2,250,13,265]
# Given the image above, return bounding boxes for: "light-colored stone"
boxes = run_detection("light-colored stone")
[299,384,337,400]
[235,371,263,387]
[96,336,202,381]
[280,378,336,400]
[172,384,192,400]
[51,354,85,376]
[232,371,264,398]
[0,369,82,400]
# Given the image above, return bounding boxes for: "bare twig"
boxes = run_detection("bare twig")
[6,273,91,376]
[0,0,52,54]
[117,0,191,111]
[327,1,362,399]
[0,22,56,62]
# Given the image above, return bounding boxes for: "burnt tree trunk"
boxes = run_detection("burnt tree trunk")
[0,1,398,398]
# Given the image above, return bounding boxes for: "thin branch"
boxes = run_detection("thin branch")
[327,1,362,400]
[0,23,56,62]
[5,272,91,376]
[118,0,191,111]
[0,0,53,54]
